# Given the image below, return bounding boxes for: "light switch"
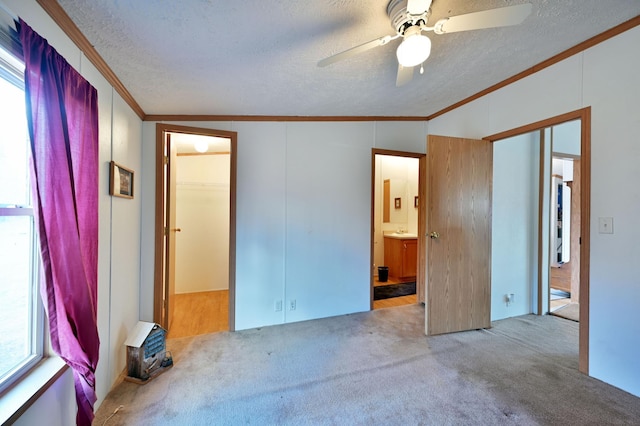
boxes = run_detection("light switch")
[598,217,613,234]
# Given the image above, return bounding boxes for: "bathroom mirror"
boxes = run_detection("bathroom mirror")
[383,178,407,224]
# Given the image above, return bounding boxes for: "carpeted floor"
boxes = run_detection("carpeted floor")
[373,281,416,300]
[94,306,640,425]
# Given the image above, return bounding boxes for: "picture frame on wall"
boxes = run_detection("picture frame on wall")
[110,161,134,199]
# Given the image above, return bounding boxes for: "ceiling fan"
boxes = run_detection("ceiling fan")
[318,0,532,86]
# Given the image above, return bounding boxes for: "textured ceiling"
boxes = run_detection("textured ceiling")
[56,0,640,117]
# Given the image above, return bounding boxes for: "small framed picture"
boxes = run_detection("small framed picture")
[394,197,401,209]
[414,196,419,208]
[110,161,134,199]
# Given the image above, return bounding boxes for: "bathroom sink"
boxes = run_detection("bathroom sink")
[386,233,417,239]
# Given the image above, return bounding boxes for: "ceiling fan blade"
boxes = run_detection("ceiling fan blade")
[407,0,431,15]
[434,3,532,34]
[318,34,397,67]
[396,64,414,87]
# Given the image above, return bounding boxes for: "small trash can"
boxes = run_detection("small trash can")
[378,266,389,282]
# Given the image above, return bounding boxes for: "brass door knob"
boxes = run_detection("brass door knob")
[429,231,440,239]
[172,228,182,232]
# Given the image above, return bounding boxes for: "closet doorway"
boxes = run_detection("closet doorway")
[154,124,238,336]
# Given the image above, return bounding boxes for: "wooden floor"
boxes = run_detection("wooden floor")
[550,262,577,315]
[550,263,571,293]
[373,294,418,309]
[550,297,571,311]
[373,276,418,310]
[167,290,229,339]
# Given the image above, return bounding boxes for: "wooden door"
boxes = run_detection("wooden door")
[163,134,178,330]
[426,135,492,335]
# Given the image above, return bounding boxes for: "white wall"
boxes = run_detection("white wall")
[430,25,640,397]
[582,26,640,396]
[6,0,143,423]
[491,132,539,320]
[553,120,581,156]
[140,121,427,329]
[107,92,142,392]
[175,155,230,293]
[12,369,75,426]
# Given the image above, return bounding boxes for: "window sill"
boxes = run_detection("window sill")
[0,357,68,425]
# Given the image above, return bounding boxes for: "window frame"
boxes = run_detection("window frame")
[0,41,46,395]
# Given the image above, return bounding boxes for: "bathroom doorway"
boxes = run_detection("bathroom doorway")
[371,149,426,310]
[154,123,238,335]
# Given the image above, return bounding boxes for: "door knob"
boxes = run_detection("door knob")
[429,231,440,239]
[172,228,182,232]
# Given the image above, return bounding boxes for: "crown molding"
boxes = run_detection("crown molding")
[36,0,145,119]
[144,114,427,122]
[427,15,640,121]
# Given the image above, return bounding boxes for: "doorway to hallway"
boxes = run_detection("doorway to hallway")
[154,124,238,335]
[485,107,591,373]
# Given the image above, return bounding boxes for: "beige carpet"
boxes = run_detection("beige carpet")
[94,305,640,425]
[551,302,580,322]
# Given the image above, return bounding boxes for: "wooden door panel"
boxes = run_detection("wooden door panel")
[427,135,492,335]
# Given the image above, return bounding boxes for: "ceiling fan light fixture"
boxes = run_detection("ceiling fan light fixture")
[396,26,431,67]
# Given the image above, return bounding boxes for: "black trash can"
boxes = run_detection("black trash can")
[378,266,389,282]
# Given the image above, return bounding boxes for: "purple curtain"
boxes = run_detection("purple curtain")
[19,19,100,426]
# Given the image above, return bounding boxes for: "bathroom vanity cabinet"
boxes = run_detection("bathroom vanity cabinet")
[383,235,417,280]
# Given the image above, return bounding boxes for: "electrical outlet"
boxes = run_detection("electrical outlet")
[275,300,282,312]
[598,217,613,234]
[289,299,296,311]
[505,293,515,306]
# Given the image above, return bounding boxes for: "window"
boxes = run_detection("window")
[0,44,44,393]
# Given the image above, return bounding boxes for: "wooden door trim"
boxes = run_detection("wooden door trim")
[579,110,591,374]
[370,149,426,310]
[537,129,546,316]
[417,156,427,304]
[154,123,238,331]
[483,109,587,142]
[153,128,164,326]
[483,107,591,375]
